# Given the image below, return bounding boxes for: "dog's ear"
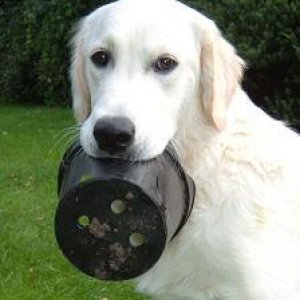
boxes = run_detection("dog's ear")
[70,20,91,122]
[195,17,244,130]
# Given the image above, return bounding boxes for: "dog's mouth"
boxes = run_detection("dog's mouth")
[92,149,138,161]
[83,141,168,163]
[82,143,147,162]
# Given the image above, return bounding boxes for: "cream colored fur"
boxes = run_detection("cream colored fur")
[70,0,300,299]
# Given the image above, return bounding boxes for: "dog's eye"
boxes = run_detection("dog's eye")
[154,55,178,73]
[91,50,111,67]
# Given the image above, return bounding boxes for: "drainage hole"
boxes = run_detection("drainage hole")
[111,200,126,214]
[77,215,91,227]
[129,233,145,248]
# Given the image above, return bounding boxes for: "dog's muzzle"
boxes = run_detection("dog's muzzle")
[55,141,195,281]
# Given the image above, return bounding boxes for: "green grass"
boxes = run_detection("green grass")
[0,105,149,300]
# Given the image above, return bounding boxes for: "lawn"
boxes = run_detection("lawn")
[0,105,149,300]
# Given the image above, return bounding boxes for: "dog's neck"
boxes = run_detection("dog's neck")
[174,110,225,180]
[174,89,261,180]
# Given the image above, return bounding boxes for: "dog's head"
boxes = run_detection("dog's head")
[71,0,244,160]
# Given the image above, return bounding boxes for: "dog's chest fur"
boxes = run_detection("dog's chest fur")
[136,94,300,300]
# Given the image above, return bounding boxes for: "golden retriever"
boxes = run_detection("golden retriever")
[70,0,300,299]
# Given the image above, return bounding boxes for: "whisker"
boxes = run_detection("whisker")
[48,124,80,158]
[72,145,84,162]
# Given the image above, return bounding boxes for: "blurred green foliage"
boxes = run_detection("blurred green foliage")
[0,1,103,106]
[0,0,299,129]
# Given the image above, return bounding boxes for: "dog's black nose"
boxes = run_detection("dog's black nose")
[93,117,135,154]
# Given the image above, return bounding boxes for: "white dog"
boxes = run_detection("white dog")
[70,0,300,299]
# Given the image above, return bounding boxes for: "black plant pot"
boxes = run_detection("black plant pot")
[55,141,195,281]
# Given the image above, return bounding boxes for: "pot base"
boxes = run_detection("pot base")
[55,178,166,280]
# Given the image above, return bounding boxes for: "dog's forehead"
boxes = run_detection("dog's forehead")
[91,0,190,23]
[85,0,194,47]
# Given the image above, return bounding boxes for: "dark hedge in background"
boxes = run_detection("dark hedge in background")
[0,0,104,106]
[0,0,299,130]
